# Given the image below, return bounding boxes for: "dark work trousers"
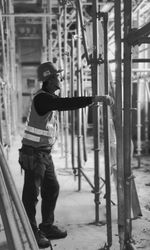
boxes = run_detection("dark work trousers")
[22,151,59,232]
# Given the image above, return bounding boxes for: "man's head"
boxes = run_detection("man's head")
[38,62,63,81]
[38,62,63,93]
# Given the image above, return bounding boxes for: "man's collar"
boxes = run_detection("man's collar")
[42,84,52,94]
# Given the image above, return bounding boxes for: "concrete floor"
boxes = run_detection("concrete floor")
[0,133,150,249]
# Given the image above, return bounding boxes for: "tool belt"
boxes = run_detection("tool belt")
[18,145,51,171]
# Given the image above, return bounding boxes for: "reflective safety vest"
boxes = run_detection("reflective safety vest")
[22,90,58,148]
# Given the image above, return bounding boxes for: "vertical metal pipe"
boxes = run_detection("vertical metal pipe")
[0,13,4,143]
[76,0,89,65]
[76,9,82,191]
[103,13,112,247]
[41,9,47,62]
[0,10,7,80]
[144,80,149,155]
[92,0,100,223]
[0,85,3,144]
[47,0,52,61]
[137,77,142,167]
[64,4,69,168]
[124,0,132,244]
[71,36,75,172]
[114,0,125,249]
[16,61,23,125]
[57,8,64,158]
[9,1,17,134]
[6,11,11,139]
[81,71,87,162]
[0,12,11,146]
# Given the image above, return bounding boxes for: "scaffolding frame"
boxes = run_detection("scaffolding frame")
[1,1,150,249]
[115,0,150,249]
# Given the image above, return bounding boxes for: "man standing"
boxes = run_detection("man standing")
[19,61,109,248]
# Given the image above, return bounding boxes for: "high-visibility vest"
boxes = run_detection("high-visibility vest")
[22,90,58,148]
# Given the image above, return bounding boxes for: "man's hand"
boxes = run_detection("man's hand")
[93,95,114,106]
[104,95,114,106]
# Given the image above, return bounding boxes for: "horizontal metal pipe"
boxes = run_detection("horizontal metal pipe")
[109,58,150,63]
[1,13,56,17]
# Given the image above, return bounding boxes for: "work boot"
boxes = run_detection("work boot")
[39,224,67,240]
[34,229,52,249]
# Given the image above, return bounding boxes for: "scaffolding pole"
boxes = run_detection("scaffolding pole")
[0,10,11,147]
[57,8,64,158]
[63,3,69,168]
[41,9,47,62]
[144,80,149,155]
[9,0,17,135]
[70,35,76,175]
[124,1,133,248]
[76,0,89,65]
[114,0,125,249]
[103,12,112,248]
[137,77,142,167]
[76,5,82,191]
[92,0,100,223]
[81,69,88,163]
[47,0,53,61]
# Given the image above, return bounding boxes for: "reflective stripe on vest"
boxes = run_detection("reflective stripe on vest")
[23,132,55,145]
[25,125,52,137]
[23,132,40,142]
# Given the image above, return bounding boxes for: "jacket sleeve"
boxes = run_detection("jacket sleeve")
[34,93,93,115]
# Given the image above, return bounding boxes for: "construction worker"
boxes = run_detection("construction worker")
[19,61,111,249]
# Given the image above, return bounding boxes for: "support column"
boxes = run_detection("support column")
[92,0,100,223]
[124,0,132,246]
[57,8,64,158]
[76,7,82,191]
[41,9,47,62]
[70,35,75,174]
[47,0,52,61]
[103,12,112,247]
[114,0,125,249]
[63,3,69,168]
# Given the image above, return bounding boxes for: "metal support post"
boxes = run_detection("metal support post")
[76,9,82,191]
[137,77,142,167]
[41,8,47,62]
[47,0,53,61]
[63,3,69,168]
[57,8,64,158]
[92,0,100,224]
[76,0,90,64]
[9,2,17,135]
[144,80,149,155]
[124,0,132,247]
[70,35,76,175]
[0,12,11,146]
[103,12,112,248]
[114,0,125,249]
[81,70,88,162]
[0,10,7,80]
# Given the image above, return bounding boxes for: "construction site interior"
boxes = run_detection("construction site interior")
[0,0,150,250]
